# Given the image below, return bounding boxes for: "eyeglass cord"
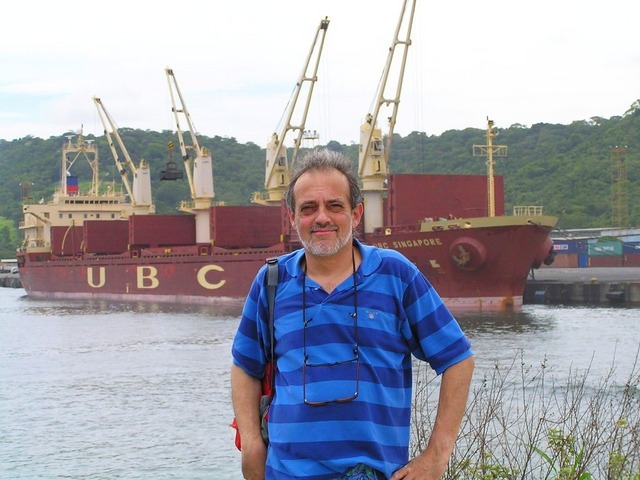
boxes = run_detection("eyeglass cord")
[302,246,359,362]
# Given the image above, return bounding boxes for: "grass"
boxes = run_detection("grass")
[411,349,640,479]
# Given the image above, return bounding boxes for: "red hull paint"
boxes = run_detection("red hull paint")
[18,217,555,312]
[19,246,284,305]
[366,218,556,311]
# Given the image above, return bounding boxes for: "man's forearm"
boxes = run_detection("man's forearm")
[231,364,269,479]
[422,356,475,472]
[231,364,264,442]
[391,356,474,479]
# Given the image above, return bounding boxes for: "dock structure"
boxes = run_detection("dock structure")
[0,273,22,288]
[525,267,640,307]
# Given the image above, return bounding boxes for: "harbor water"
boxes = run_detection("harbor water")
[1,287,639,479]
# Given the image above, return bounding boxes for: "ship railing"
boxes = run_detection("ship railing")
[252,191,267,203]
[373,224,420,236]
[24,239,48,248]
[19,220,47,229]
[513,205,544,216]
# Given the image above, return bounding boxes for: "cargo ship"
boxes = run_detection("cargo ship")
[15,2,557,311]
[15,124,556,311]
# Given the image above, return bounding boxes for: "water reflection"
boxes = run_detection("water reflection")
[459,305,640,387]
[455,308,555,336]
[17,294,244,319]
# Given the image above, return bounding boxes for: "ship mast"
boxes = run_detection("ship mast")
[93,97,154,212]
[165,67,214,244]
[60,128,99,197]
[472,118,508,217]
[359,0,416,235]
[253,17,330,206]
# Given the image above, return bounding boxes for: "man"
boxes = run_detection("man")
[231,149,474,480]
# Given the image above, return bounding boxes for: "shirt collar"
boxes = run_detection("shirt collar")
[283,238,382,280]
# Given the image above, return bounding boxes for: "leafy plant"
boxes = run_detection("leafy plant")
[531,429,593,479]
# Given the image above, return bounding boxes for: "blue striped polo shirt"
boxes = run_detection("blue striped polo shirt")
[231,239,473,479]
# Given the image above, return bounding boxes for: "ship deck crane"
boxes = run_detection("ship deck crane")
[93,97,155,213]
[253,17,330,206]
[165,67,214,244]
[359,0,416,235]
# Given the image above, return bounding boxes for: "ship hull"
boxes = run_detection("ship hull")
[367,215,557,311]
[18,246,284,306]
[18,215,556,312]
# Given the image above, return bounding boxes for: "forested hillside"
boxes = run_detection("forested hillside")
[1,102,638,258]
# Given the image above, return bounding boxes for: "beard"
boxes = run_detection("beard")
[299,225,353,257]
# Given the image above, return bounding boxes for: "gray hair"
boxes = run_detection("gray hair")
[285,148,363,211]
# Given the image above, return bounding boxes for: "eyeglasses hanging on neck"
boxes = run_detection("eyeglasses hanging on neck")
[302,248,359,406]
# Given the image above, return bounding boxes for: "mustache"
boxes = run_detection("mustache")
[310,224,338,233]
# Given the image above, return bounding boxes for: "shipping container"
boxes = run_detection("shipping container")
[129,215,196,247]
[620,234,640,243]
[51,226,83,256]
[547,252,578,268]
[552,240,582,254]
[387,174,505,226]
[623,253,640,267]
[578,253,589,268]
[622,241,640,255]
[588,241,622,256]
[588,255,623,267]
[83,220,129,254]
[210,206,282,248]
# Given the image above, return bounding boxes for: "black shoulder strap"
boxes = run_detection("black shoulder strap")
[266,257,278,390]
[267,257,278,361]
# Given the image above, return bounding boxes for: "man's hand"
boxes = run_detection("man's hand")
[390,452,449,480]
[240,435,268,480]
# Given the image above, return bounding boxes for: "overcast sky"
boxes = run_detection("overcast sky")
[1,0,638,147]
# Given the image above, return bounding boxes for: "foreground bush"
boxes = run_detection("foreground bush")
[411,350,640,479]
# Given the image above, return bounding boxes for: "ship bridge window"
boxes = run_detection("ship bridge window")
[68,214,72,219]
[44,213,49,219]
[110,214,115,219]
[96,214,100,219]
